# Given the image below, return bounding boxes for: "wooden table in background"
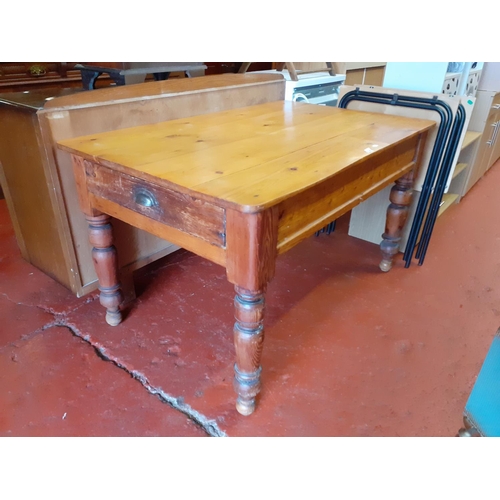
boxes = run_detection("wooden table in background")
[58,100,434,416]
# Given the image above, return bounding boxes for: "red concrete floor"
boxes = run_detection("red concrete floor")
[1,161,499,437]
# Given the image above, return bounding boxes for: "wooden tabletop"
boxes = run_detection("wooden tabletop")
[58,101,435,212]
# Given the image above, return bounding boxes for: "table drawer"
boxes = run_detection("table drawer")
[83,160,226,247]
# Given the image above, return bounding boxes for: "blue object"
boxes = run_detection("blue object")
[463,330,500,437]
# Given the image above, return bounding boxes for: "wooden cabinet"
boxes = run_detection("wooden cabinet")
[484,95,500,169]
[462,91,500,194]
[0,87,170,297]
[0,89,84,288]
[0,74,285,297]
[0,63,85,92]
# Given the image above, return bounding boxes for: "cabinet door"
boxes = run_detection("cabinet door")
[465,138,489,192]
[487,97,500,169]
[483,102,500,171]
[463,97,498,193]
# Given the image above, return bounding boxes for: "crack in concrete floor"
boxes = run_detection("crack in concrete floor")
[2,296,226,437]
[1,291,99,315]
[54,320,226,437]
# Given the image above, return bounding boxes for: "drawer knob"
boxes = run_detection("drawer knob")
[134,188,158,208]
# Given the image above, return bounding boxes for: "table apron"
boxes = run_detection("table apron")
[276,138,419,254]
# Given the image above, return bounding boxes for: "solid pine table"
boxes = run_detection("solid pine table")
[58,100,434,415]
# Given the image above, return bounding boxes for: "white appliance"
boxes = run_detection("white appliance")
[254,70,345,106]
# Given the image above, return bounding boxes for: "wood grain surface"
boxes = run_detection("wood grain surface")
[58,101,435,213]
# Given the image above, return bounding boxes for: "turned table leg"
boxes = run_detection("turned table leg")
[380,170,415,272]
[225,207,278,415]
[86,214,123,326]
[233,286,266,416]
